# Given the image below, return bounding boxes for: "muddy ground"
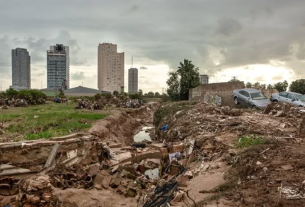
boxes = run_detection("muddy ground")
[1,101,305,207]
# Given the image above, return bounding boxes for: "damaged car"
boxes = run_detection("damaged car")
[270,91,305,107]
[232,88,271,109]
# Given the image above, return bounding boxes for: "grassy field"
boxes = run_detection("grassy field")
[0,103,107,141]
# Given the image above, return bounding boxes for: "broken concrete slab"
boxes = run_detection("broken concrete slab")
[109,173,122,188]
[125,188,137,197]
[93,173,104,189]
[0,164,32,176]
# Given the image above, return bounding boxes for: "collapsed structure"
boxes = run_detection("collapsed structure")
[1,101,305,206]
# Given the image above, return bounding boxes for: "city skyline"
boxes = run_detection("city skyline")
[1,0,305,93]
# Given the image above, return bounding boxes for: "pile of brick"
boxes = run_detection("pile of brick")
[16,175,57,207]
[263,102,304,117]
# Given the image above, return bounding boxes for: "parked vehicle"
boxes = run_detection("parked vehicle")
[270,91,305,107]
[232,88,271,109]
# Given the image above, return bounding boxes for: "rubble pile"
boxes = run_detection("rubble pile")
[263,102,305,117]
[0,177,19,196]
[0,98,46,109]
[16,175,58,207]
[155,101,303,144]
[225,143,305,206]
[75,97,141,110]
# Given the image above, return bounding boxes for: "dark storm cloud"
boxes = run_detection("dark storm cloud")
[1,0,305,89]
[215,18,242,37]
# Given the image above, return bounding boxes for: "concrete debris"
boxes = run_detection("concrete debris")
[0,177,19,196]
[263,102,304,118]
[16,175,57,206]
[281,186,305,200]
[75,97,142,110]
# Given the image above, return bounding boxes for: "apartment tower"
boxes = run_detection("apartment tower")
[47,44,70,89]
[11,48,31,90]
[98,43,124,92]
[128,68,138,94]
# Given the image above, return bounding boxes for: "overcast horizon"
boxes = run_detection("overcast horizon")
[1,0,305,93]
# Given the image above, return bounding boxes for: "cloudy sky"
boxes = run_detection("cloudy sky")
[1,0,305,93]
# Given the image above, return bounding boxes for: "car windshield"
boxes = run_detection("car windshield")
[294,94,305,102]
[250,92,267,100]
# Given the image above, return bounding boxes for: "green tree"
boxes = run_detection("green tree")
[138,89,143,96]
[267,84,274,89]
[254,82,260,87]
[290,79,305,94]
[245,82,252,88]
[166,72,180,101]
[147,91,154,97]
[274,80,288,92]
[178,59,200,100]
[154,92,160,97]
[167,59,200,101]
[5,88,18,99]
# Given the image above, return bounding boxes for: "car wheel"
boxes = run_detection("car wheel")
[299,105,303,107]
[252,105,258,110]
[234,97,239,105]
[273,99,278,102]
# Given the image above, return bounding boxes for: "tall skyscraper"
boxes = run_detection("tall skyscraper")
[11,48,31,90]
[128,68,138,94]
[98,43,124,92]
[47,44,70,89]
[200,75,209,84]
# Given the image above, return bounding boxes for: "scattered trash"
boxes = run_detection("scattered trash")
[161,125,169,131]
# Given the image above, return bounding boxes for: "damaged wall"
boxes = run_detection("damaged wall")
[189,82,245,107]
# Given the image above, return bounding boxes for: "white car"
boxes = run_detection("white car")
[270,91,305,107]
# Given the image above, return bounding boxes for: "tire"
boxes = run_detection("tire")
[252,105,258,110]
[234,97,239,105]
[273,99,278,102]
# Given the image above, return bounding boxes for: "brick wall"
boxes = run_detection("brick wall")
[189,82,245,107]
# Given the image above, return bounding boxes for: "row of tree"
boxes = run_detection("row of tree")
[244,79,305,94]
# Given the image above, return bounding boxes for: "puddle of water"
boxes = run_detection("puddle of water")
[134,127,153,142]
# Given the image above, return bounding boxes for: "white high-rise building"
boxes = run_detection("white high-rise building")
[11,48,31,90]
[98,43,124,93]
[47,44,70,89]
[128,68,138,94]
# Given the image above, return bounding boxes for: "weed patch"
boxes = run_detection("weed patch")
[235,134,266,148]
[0,103,107,140]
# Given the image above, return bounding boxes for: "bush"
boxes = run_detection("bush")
[2,89,47,105]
